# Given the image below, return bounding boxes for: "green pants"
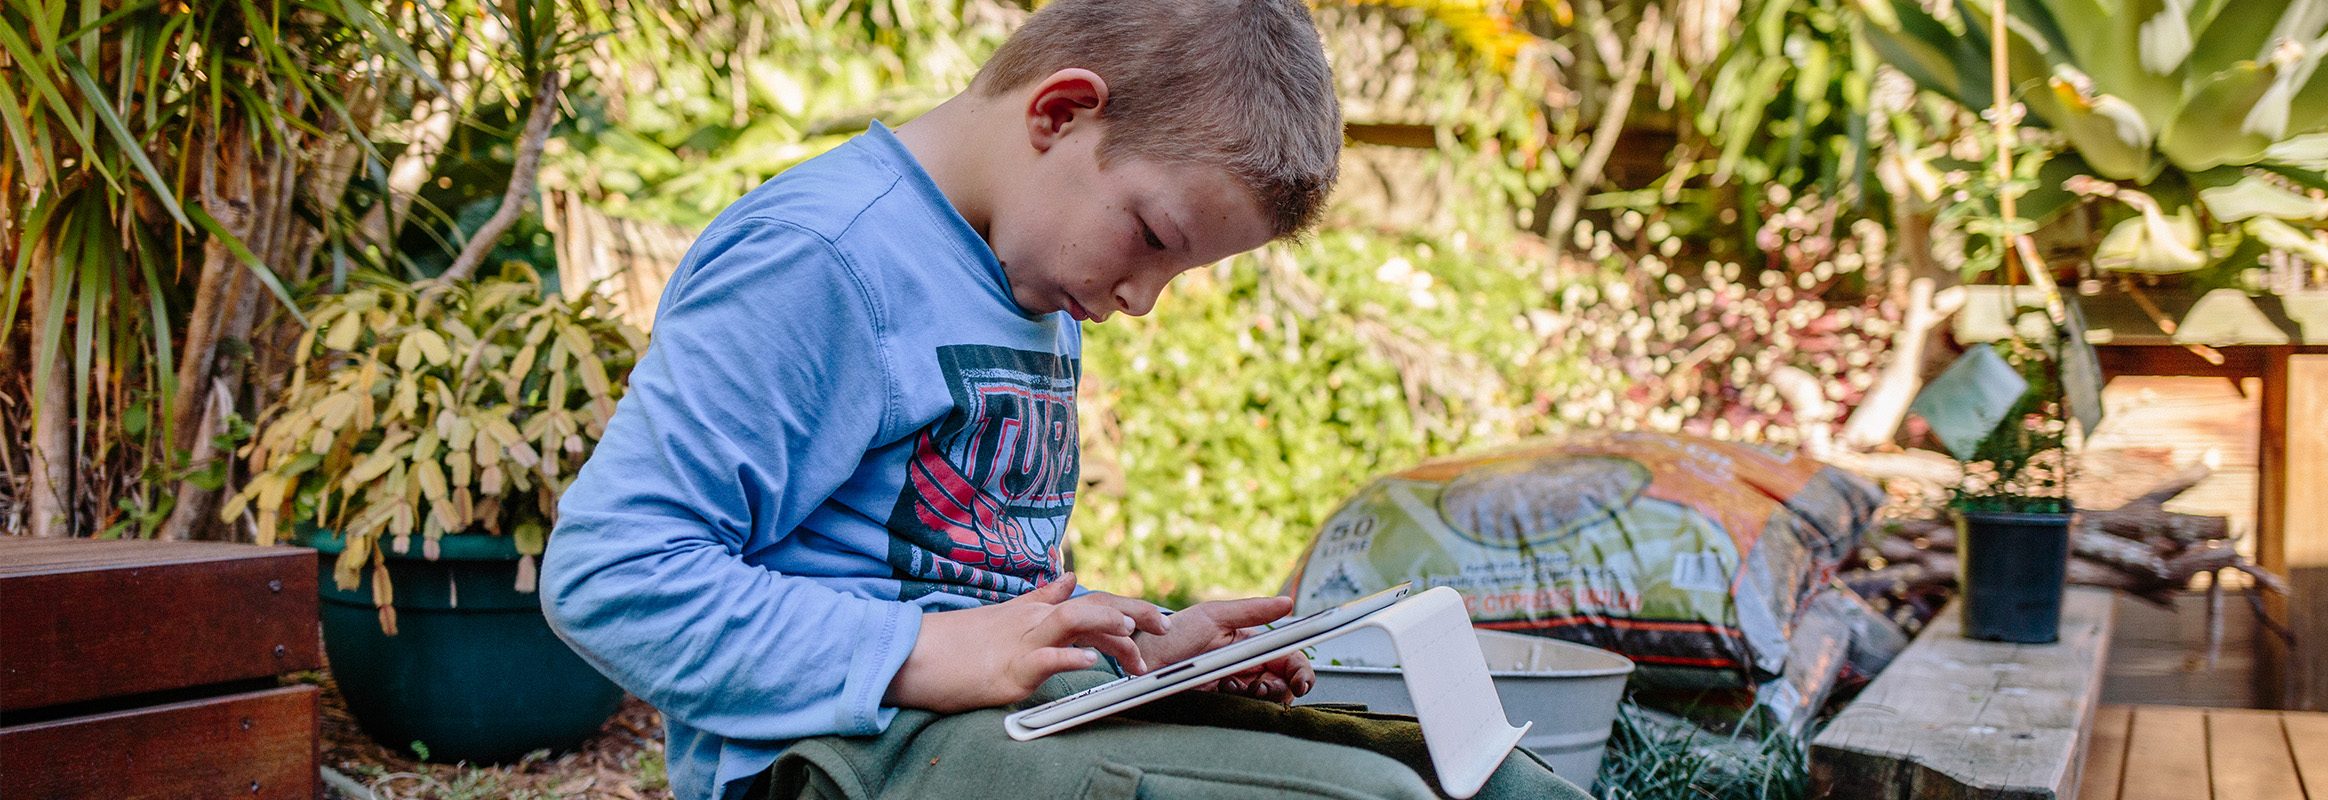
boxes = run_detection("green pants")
[761,670,1598,800]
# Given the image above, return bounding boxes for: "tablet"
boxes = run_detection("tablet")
[1004,582,1414,740]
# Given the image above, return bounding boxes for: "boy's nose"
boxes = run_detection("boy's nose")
[1113,283,1161,318]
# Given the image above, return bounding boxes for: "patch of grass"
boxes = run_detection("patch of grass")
[1594,702,1807,800]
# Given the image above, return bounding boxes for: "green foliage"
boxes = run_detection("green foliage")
[551,0,1013,228]
[1073,227,1576,604]
[0,0,422,536]
[1595,702,1809,800]
[1950,336,2073,513]
[1856,0,2328,282]
[230,265,644,602]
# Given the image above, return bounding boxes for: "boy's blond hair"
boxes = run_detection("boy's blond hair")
[973,0,1342,238]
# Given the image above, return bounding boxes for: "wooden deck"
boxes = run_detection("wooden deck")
[2079,704,2328,800]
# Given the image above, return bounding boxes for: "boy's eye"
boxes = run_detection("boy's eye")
[1140,223,1166,252]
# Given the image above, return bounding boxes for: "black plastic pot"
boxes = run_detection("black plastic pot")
[1954,509,2073,643]
[299,529,623,763]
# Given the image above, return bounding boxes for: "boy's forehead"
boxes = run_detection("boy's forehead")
[1134,159,1270,229]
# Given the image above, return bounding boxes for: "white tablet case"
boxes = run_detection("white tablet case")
[1002,586,1529,799]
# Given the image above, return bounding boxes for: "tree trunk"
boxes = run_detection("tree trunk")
[25,235,73,537]
[157,140,262,541]
[167,132,254,459]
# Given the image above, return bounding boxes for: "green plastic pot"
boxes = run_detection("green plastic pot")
[299,529,623,764]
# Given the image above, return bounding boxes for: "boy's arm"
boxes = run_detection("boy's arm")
[541,220,920,742]
[540,219,1170,737]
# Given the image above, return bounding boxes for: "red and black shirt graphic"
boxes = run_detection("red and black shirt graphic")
[887,344,1079,603]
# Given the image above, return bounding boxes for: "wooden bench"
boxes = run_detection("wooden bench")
[0,537,323,799]
[1810,587,2117,800]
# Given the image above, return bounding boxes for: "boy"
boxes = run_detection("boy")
[541,2,1594,798]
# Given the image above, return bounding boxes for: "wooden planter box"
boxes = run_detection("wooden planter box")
[0,537,323,799]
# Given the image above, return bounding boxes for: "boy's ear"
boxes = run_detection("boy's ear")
[1025,68,1108,153]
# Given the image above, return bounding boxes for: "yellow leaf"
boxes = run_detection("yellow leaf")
[371,558,394,610]
[578,351,611,401]
[342,450,399,490]
[219,483,254,524]
[416,458,448,503]
[324,315,363,351]
[335,535,368,591]
[319,392,358,432]
[557,321,595,364]
[513,520,546,556]
[452,487,474,526]
[396,333,424,372]
[413,329,453,365]
[449,414,476,455]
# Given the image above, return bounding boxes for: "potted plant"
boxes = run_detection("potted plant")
[1939,330,2078,644]
[229,264,645,762]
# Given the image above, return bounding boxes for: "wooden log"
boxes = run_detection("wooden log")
[1810,588,2116,800]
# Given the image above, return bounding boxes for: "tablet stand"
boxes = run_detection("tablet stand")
[1326,586,1531,799]
[1005,586,1527,799]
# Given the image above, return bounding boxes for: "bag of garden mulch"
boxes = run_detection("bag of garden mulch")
[1286,432,1884,696]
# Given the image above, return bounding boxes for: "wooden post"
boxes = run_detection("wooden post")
[2273,354,2328,710]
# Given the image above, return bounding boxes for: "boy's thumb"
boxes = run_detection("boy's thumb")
[1027,571,1078,602]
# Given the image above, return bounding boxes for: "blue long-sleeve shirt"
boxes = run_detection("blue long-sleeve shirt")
[541,123,1083,800]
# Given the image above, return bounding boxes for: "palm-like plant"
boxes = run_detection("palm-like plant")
[2,0,565,540]
[1856,0,2328,280]
[1,0,402,539]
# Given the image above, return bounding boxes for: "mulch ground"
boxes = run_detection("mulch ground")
[317,670,672,800]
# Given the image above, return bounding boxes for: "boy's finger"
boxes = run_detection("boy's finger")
[1077,632,1147,675]
[1020,646,1102,684]
[1069,592,1171,635]
[1032,603,1148,673]
[1196,595,1294,630]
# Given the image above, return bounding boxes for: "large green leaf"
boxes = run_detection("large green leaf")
[2283,37,2328,134]
[2081,0,2193,132]
[2265,132,2328,171]
[2186,0,2298,77]
[2199,173,2328,220]
[2045,78,2159,179]
[2094,203,2208,272]
[2159,59,2282,170]
[63,62,188,228]
[1858,0,1996,109]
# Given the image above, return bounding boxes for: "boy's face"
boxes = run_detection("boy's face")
[988,81,1275,323]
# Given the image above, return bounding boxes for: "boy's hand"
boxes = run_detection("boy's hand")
[1134,596,1316,704]
[883,573,1169,713]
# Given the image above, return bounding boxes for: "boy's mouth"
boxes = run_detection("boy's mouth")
[1065,296,1098,323]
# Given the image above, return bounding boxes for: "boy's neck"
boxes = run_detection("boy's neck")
[892,96,1006,247]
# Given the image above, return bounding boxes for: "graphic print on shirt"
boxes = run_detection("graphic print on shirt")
[887,344,1079,603]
